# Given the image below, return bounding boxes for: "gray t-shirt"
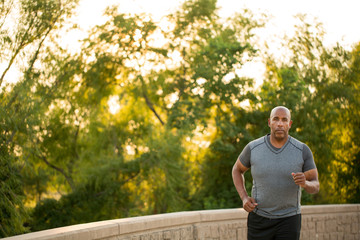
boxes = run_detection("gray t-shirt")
[238,134,316,218]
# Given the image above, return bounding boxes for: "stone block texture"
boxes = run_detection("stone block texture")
[3,205,359,240]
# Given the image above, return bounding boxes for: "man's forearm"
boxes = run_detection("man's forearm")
[232,167,249,200]
[293,170,320,194]
[304,180,320,194]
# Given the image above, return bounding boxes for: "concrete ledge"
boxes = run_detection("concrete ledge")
[198,208,248,222]
[301,204,360,214]
[4,204,359,240]
[116,211,203,234]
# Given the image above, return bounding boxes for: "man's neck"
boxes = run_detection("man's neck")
[269,134,289,148]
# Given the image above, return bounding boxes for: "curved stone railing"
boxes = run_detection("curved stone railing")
[4,204,360,240]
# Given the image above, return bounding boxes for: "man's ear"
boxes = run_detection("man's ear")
[289,120,293,128]
[268,118,270,127]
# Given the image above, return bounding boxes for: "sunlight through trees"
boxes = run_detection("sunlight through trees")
[0,0,359,237]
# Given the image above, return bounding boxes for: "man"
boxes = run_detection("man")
[232,106,319,240]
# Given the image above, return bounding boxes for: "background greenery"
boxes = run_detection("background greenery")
[1,0,359,237]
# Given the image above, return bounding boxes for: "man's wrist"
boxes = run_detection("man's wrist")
[241,194,249,202]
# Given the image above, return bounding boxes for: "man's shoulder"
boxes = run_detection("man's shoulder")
[248,135,266,150]
[288,136,305,151]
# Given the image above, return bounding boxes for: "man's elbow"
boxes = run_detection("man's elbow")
[231,165,238,179]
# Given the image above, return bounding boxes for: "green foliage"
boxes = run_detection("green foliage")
[260,15,360,204]
[29,158,139,231]
[0,0,359,236]
[0,144,28,237]
[0,0,80,236]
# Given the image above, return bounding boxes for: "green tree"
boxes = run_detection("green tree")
[26,3,190,230]
[0,0,79,237]
[258,15,360,204]
[2,0,359,236]
[325,43,360,203]
[25,0,265,230]
[167,1,265,209]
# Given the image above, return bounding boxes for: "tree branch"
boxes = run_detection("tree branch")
[0,11,37,86]
[139,76,165,126]
[143,92,165,126]
[36,153,75,191]
[6,10,61,110]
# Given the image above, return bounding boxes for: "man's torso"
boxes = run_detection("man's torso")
[239,134,315,218]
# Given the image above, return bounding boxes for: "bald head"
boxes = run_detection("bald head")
[268,106,292,143]
[270,106,291,121]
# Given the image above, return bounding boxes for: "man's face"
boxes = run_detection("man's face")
[268,108,292,141]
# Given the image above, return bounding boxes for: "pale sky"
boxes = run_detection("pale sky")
[73,0,360,48]
[63,0,359,87]
[3,0,360,86]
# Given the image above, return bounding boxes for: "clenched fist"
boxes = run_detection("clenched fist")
[243,196,258,212]
[292,172,306,188]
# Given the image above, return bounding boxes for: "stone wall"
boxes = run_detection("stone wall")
[4,204,359,240]
[300,205,359,240]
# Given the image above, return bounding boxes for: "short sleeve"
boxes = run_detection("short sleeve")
[302,144,316,172]
[238,144,251,168]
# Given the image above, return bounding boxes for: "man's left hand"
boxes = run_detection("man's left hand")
[292,172,306,188]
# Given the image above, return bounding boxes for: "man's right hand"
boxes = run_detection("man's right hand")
[243,197,258,212]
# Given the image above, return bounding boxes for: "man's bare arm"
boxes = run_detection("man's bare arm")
[292,168,320,194]
[232,159,257,212]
